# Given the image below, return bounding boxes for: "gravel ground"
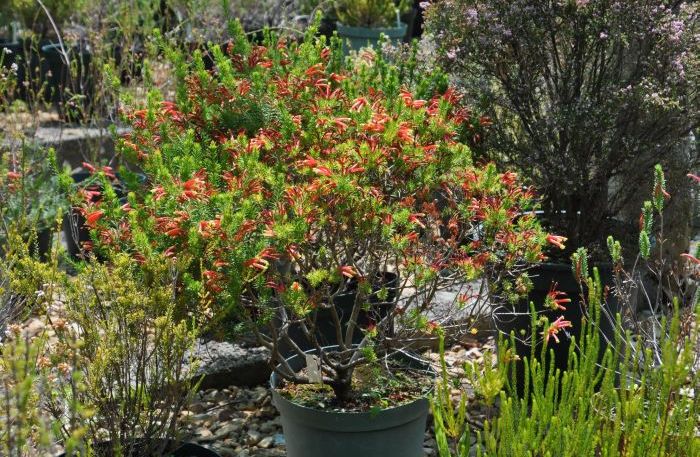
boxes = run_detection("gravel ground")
[11,303,496,457]
[181,337,497,457]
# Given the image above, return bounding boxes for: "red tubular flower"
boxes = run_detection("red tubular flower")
[233,219,256,241]
[400,89,414,107]
[80,188,102,203]
[339,265,358,278]
[543,316,573,344]
[132,252,147,264]
[202,270,220,279]
[397,123,414,143]
[6,171,21,180]
[332,117,351,133]
[286,244,300,260]
[82,162,96,173]
[546,234,567,250]
[426,321,440,333]
[151,186,166,201]
[546,283,571,311]
[479,116,493,127]
[165,227,185,237]
[298,156,318,168]
[199,218,222,239]
[408,213,426,229]
[313,166,332,177]
[681,253,700,265]
[364,113,388,133]
[202,270,224,293]
[213,259,229,268]
[244,257,269,272]
[102,166,116,179]
[265,280,286,292]
[501,171,518,186]
[85,210,104,228]
[258,247,281,261]
[351,97,368,111]
[179,169,211,202]
[688,173,700,184]
[346,163,366,174]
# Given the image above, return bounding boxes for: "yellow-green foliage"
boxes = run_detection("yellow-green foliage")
[0,334,52,457]
[335,0,410,28]
[6,0,79,35]
[43,254,199,455]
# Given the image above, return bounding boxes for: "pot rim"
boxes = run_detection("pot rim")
[335,22,408,36]
[529,261,614,271]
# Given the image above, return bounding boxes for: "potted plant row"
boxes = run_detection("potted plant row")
[83,23,558,457]
[0,0,103,122]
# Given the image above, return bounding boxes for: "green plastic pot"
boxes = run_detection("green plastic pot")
[335,22,407,53]
[271,347,431,457]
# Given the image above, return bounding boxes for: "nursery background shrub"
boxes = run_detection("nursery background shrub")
[424,0,699,254]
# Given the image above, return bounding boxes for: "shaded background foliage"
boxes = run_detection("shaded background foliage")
[425,0,699,258]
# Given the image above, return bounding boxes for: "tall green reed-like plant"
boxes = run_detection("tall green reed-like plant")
[432,266,700,456]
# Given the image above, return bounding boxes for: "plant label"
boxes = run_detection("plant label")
[305,354,322,383]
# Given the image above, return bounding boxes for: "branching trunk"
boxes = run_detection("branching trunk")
[328,367,354,403]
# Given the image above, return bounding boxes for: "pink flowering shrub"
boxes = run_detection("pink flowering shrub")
[424,0,699,254]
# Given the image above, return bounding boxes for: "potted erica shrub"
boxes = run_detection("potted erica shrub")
[335,0,411,51]
[90,28,556,456]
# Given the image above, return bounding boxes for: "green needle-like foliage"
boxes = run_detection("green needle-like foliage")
[432,270,700,456]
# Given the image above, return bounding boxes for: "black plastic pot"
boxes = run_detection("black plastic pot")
[63,206,89,260]
[40,43,93,121]
[271,348,431,457]
[56,439,220,457]
[402,4,422,40]
[62,171,130,260]
[34,228,53,260]
[0,39,43,102]
[274,272,399,355]
[114,43,145,84]
[494,262,619,395]
[63,172,97,260]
